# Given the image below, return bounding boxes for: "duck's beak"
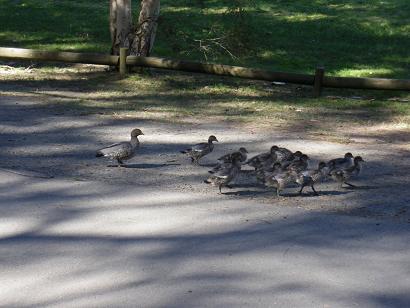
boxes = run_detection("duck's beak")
[215,138,219,142]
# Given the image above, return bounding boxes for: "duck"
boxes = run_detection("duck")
[279,150,304,169]
[295,162,328,195]
[330,156,364,188]
[285,154,310,173]
[209,147,248,174]
[217,147,248,163]
[274,146,295,162]
[255,162,282,184]
[246,145,279,170]
[264,170,297,197]
[204,153,242,193]
[181,135,218,164]
[96,128,143,167]
[327,152,354,171]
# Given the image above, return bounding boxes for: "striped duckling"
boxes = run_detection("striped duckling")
[330,156,364,188]
[295,162,329,196]
[204,152,242,193]
[209,147,248,174]
[327,152,354,172]
[96,128,143,167]
[285,154,310,173]
[264,170,297,197]
[181,135,218,164]
[246,145,279,170]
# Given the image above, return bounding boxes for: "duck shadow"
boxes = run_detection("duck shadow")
[198,163,218,168]
[282,190,352,197]
[342,185,378,190]
[108,163,180,169]
[222,189,272,197]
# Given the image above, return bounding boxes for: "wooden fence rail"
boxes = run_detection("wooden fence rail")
[1,47,409,92]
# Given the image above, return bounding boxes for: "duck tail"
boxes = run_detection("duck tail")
[95,151,104,158]
[180,149,189,154]
[204,179,211,184]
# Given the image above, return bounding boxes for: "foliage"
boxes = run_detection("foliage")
[0,0,409,78]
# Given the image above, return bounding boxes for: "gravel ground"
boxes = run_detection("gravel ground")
[1,94,409,222]
[1,93,410,307]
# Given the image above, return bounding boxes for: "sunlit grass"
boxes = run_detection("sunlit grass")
[0,0,408,78]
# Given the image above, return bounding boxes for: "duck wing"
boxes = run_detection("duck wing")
[191,142,211,154]
[96,141,133,158]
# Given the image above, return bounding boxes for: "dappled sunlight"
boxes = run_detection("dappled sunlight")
[1,171,409,306]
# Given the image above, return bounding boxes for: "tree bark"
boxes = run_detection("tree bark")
[109,0,133,55]
[129,0,160,57]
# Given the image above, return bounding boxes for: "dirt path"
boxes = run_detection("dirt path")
[1,92,410,306]
[1,94,409,222]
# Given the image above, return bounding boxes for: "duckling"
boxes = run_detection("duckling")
[330,156,364,188]
[204,153,242,193]
[273,146,295,162]
[217,147,248,163]
[327,152,354,171]
[96,128,143,167]
[255,162,282,184]
[285,154,310,173]
[295,162,328,196]
[246,145,279,170]
[181,135,218,164]
[280,151,304,169]
[264,170,297,197]
[209,147,248,174]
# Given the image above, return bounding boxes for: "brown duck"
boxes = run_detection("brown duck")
[181,135,218,164]
[96,128,143,167]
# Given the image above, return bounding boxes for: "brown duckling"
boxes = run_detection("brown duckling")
[273,146,295,162]
[264,170,297,197]
[217,147,248,163]
[327,152,354,171]
[96,128,143,167]
[285,154,310,173]
[330,156,364,188]
[181,135,218,164]
[295,162,328,196]
[246,145,279,170]
[209,147,248,174]
[204,153,242,193]
[255,162,282,184]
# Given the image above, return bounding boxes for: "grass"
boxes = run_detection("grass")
[1,65,409,134]
[0,0,409,78]
[0,1,409,135]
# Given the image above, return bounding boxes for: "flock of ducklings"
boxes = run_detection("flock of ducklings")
[96,129,365,196]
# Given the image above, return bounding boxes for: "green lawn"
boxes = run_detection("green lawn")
[0,0,409,78]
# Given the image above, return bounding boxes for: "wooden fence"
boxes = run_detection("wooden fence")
[0,47,409,95]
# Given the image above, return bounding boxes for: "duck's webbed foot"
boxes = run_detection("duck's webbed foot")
[117,159,125,167]
[311,184,319,196]
[218,184,223,193]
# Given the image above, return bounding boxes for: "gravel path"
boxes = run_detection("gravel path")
[1,93,410,307]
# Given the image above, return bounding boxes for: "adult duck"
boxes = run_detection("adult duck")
[181,135,218,164]
[96,128,143,167]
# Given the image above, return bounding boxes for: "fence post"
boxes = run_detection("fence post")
[119,47,128,76]
[313,67,325,97]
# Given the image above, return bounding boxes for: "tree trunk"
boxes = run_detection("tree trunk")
[130,0,160,57]
[109,0,133,55]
